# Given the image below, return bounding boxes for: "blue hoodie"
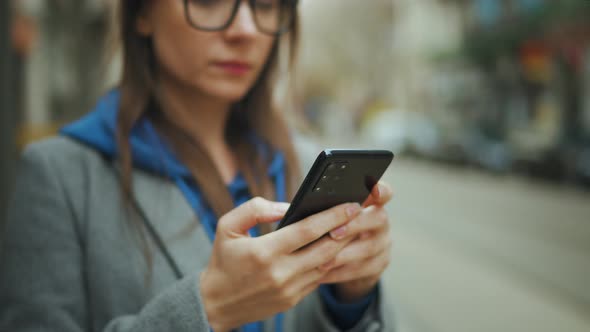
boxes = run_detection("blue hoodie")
[61,90,374,331]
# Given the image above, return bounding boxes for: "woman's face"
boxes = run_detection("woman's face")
[138,1,276,102]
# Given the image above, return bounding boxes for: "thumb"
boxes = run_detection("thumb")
[217,197,290,237]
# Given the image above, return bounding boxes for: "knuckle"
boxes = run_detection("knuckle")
[326,204,350,225]
[314,240,339,265]
[275,287,298,311]
[298,222,322,240]
[366,261,379,276]
[248,196,267,212]
[325,249,341,266]
[338,204,352,221]
[323,239,342,257]
[277,287,298,310]
[346,217,359,232]
[368,241,380,257]
[268,268,288,289]
[250,196,266,205]
[375,207,388,223]
[249,247,271,267]
[381,252,392,271]
[216,215,231,232]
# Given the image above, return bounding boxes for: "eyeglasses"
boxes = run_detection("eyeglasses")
[183,0,299,36]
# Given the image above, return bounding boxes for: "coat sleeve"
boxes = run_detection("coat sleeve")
[287,285,395,332]
[0,144,211,332]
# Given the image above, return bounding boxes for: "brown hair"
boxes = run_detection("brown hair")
[114,1,301,270]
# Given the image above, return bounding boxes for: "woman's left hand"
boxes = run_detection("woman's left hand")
[318,181,394,302]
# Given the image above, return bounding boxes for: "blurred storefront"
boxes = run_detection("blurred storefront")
[1,0,114,221]
[456,0,590,182]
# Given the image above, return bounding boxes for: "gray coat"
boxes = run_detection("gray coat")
[0,136,394,331]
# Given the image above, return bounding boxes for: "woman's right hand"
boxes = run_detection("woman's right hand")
[200,197,362,332]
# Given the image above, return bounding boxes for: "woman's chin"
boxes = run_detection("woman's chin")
[207,85,252,104]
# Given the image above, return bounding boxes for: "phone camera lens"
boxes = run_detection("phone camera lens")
[321,175,329,181]
[314,187,321,192]
[340,165,347,170]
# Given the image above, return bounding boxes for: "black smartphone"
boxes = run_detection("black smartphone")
[277,149,394,229]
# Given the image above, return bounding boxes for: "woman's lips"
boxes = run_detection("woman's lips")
[213,61,252,75]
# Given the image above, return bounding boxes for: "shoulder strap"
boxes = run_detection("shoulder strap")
[100,154,184,280]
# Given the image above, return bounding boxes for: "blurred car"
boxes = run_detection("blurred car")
[359,110,409,154]
[359,109,442,156]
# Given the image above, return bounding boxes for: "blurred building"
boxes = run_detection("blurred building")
[304,0,590,187]
[447,0,590,181]
[1,0,115,223]
[15,0,113,144]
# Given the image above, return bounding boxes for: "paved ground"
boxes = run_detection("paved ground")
[379,157,590,332]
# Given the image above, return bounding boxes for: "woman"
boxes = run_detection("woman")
[0,1,394,331]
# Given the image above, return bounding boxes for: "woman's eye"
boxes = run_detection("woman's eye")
[255,0,278,10]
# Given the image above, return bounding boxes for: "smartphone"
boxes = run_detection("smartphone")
[277,149,394,229]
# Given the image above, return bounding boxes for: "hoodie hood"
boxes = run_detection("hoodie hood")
[60,89,285,184]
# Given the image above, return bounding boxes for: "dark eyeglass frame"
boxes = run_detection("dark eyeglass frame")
[183,0,299,36]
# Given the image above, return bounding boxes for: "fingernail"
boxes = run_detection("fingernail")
[375,185,381,198]
[330,225,347,239]
[346,203,361,217]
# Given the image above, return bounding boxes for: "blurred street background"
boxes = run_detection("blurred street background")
[1,0,590,331]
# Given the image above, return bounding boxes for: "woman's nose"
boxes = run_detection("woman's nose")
[225,0,258,37]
